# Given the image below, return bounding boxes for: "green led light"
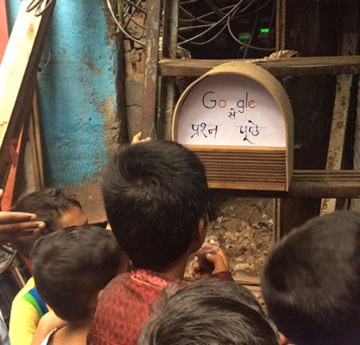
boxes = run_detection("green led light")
[239,35,250,40]
[260,28,270,33]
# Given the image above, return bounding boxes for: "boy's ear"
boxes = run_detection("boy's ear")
[189,218,208,254]
[279,333,291,345]
[195,218,207,244]
[97,289,104,302]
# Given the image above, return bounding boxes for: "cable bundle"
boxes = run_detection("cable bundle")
[106,0,146,47]
[106,0,276,57]
[23,0,55,16]
[178,0,275,55]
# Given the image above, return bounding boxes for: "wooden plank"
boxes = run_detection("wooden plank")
[0,0,55,187]
[140,0,161,139]
[159,56,360,77]
[158,0,179,140]
[32,90,45,189]
[29,108,41,191]
[275,0,341,238]
[350,78,360,211]
[0,0,8,63]
[321,33,359,214]
[233,275,260,286]
[28,90,45,191]
[69,170,360,227]
[274,197,320,239]
[213,170,360,198]
[1,120,30,210]
[275,0,286,51]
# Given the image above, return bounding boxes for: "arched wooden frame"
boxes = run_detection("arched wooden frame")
[172,62,294,191]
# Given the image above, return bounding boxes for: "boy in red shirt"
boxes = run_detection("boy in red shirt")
[87,141,231,345]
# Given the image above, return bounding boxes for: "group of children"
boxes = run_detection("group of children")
[1,139,360,345]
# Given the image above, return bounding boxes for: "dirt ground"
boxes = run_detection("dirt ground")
[206,196,274,280]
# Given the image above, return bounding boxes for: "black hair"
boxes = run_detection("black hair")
[11,188,82,258]
[138,279,279,345]
[261,211,360,345]
[102,141,209,271]
[31,225,123,322]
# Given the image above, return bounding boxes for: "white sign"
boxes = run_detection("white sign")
[176,74,286,147]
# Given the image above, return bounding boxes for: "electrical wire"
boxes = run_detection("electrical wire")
[106,0,145,46]
[120,1,146,31]
[205,0,226,18]
[178,0,246,46]
[179,0,199,4]
[242,12,258,58]
[123,0,143,30]
[178,0,276,52]
[123,0,146,15]
[178,22,218,31]
[197,4,236,20]
[107,0,276,53]
[179,4,237,24]
[178,21,228,46]
[23,0,55,16]
[179,4,215,24]
[232,0,273,19]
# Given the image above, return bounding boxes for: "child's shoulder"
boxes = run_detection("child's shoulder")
[101,269,176,298]
[13,277,35,300]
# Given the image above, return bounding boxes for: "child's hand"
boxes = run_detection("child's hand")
[0,212,45,244]
[0,189,45,244]
[131,131,151,145]
[192,243,229,278]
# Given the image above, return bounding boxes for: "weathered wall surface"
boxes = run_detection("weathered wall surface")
[7,0,119,187]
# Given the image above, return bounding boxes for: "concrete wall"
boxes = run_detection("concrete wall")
[6,0,119,187]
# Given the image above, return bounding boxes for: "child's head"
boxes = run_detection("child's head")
[138,279,279,345]
[102,141,209,272]
[31,225,123,322]
[261,211,360,345]
[11,188,87,258]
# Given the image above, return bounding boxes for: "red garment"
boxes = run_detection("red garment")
[87,268,233,345]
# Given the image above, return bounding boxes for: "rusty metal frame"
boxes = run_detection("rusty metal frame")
[140,0,162,139]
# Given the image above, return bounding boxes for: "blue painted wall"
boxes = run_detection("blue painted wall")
[7,0,117,187]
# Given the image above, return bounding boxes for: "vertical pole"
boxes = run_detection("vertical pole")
[350,80,360,211]
[141,0,161,139]
[159,0,179,140]
[275,0,286,51]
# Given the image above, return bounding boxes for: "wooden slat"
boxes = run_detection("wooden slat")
[67,170,360,227]
[205,164,286,169]
[212,170,360,198]
[65,170,360,225]
[0,0,55,186]
[141,0,161,138]
[275,0,286,51]
[350,78,360,210]
[159,56,360,77]
[321,33,359,214]
[196,149,287,191]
